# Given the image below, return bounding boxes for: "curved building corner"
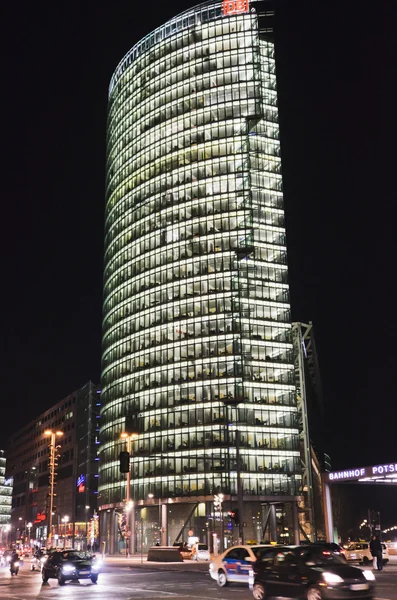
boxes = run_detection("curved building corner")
[99,0,302,554]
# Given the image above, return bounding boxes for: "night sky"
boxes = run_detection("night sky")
[2,1,394,529]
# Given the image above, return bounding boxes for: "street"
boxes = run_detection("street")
[0,558,397,600]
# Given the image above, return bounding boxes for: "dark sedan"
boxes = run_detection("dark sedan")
[42,550,101,585]
[249,545,375,600]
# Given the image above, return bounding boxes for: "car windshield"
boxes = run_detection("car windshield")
[347,544,358,551]
[61,551,91,561]
[302,550,346,566]
[198,544,208,550]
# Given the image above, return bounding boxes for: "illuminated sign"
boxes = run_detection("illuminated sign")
[326,463,397,482]
[77,474,85,487]
[222,0,249,16]
[34,512,47,524]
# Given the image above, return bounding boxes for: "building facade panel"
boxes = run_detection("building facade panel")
[100,0,301,551]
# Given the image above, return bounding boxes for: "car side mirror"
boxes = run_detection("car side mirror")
[246,557,255,562]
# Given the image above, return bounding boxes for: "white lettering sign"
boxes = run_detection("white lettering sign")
[372,463,397,475]
[329,468,365,481]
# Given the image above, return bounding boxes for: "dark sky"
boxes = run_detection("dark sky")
[2,1,394,527]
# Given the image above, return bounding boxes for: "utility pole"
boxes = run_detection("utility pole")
[120,432,138,557]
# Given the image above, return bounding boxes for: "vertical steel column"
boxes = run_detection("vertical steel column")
[161,503,167,546]
[292,502,300,545]
[322,477,334,542]
[270,504,277,542]
[292,323,316,540]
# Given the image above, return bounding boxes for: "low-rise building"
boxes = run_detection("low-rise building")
[5,381,100,550]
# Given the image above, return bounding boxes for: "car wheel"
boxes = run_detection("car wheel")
[362,557,369,565]
[58,574,66,586]
[42,570,49,583]
[253,583,267,600]
[217,570,228,587]
[91,575,98,584]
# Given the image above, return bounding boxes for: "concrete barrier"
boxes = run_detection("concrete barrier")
[147,546,184,562]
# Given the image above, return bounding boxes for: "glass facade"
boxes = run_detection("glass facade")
[0,451,12,545]
[100,0,301,548]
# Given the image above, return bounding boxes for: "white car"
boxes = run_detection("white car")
[344,542,389,565]
[209,544,273,587]
[192,543,210,561]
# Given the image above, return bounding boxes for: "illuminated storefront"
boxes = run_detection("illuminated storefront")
[100,0,301,552]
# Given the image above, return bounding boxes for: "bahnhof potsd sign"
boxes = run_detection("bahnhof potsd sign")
[325,463,397,483]
[323,462,397,541]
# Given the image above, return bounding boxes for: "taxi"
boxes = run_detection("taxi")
[345,541,389,565]
[209,544,273,587]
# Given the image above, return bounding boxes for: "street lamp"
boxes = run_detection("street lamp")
[85,505,90,550]
[148,493,163,545]
[27,522,32,548]
[5,524,10,547]
[214,493,224,553]
[120,432,138,557]
[61,516,69,548]
[44,429,63,547]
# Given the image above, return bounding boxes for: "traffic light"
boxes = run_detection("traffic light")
[119,451,130,473]
[228,509,240,526]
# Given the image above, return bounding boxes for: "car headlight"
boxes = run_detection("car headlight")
[13,562,20,567]
[62,563,75,573]
[40,557,47,563]
[322,572,344,584]
[363,570,375,581]
[92,562,102,571]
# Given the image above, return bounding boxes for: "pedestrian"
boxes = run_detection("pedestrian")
[370,535,383,571]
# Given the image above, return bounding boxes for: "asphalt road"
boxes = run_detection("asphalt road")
[0,559,396,600]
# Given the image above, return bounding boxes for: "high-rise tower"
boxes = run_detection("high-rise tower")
[100,0,301,553]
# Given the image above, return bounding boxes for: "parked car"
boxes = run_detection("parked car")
[345,542,389,565]
[249,544,375,600]
[209,544,273,587]
[192,543,210,561]
[172,542,193,560]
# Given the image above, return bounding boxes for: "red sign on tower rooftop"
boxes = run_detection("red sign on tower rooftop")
[222,0,249,16]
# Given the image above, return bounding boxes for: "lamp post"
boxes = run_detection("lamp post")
[27,522,32,548]
[18,517,23,546]
[85,505,90,550]
[148,493,163,545]
[62,516,69,548]
[5,524,10,547]
[44,430,63,547]
[214,493,224,553]
[120,432,138,557]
